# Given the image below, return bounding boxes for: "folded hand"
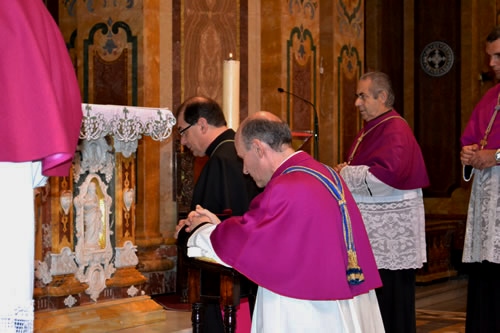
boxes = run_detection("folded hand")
[174,205,221,238]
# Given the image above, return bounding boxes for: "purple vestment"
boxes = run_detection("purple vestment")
[461,83,500,148]
[347,109,429,190]
[0,1,82,176]
[211,151,381,300]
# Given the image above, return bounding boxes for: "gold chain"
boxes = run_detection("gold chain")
[347,116,403,164]
[479,93,500,149]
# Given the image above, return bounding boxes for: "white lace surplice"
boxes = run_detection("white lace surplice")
[340,165,427,270]
[462,166,500,264]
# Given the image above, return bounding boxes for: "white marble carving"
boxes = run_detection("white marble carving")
[74,137,114,183]
[74,175,115,301]
[50,247,77,276]
[34,260,52,285]
[123,188,134,212]
[127,285,139,297]
[60,190,72,215]
[115,241,139,268]
[64,295,77,308]
[114,139,138,158]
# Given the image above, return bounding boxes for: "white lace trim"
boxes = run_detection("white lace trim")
[0,301,33,333]
[341,165,427,269]
[462,166,500,263]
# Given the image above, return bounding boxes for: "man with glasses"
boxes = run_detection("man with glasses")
[336,71,429,333]
[177,111,384,332]
[175,96,260,332]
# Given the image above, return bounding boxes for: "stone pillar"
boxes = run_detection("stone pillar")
[135,136,164,248]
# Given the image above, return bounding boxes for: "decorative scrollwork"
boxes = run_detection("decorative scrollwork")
[109,107,144,143]
[79,104,176,156]
[80,104,108,141]
[145,110,176,141]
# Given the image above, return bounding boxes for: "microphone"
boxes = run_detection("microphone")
[277,87,319,159]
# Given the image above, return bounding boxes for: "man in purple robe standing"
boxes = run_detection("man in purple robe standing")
[336,71,429,333]
[0,1,82,331]
[460,26,500,333]
[177,111,384,332]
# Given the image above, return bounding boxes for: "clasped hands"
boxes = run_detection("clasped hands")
[461,144,497,170]
[334,162,348,173]
[174,204,221,239]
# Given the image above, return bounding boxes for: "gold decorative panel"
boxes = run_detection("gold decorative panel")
[115,153,136,246]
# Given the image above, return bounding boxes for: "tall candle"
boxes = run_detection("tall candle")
[223,54,240,130]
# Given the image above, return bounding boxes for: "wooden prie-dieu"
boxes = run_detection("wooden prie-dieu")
[187,257,255,333]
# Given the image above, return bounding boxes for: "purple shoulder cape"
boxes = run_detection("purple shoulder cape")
[461,83,500,149]
[347,110,429,190]
[211,152,381,300]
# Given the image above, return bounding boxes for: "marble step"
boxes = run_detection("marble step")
[35,295,167,332]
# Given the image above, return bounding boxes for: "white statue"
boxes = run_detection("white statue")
[83,182,102,250]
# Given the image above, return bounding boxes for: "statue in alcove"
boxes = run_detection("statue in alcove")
[83,181,103,250]
[74,174,115,301]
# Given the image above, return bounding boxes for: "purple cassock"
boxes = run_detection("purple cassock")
[461,83,500,148]
[210,151,382,301]
[347,109,429,190]
[0,0,82,177]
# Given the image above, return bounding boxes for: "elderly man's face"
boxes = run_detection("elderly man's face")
[235,134,270,188]
[354,78,386,122]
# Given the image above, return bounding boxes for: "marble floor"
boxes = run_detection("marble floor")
[112,312,192,333]
[36,277,467,332]
[415,277,467,333]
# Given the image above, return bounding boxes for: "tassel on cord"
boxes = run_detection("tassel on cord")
[283,165,365,286]
[347,249,364,285]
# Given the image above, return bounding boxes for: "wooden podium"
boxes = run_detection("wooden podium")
[187,258,243,333]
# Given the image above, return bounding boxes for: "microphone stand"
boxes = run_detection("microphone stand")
[278,88,319,159]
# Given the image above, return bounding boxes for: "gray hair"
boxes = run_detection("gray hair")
[239,116,292,152]
[360,71,395,108]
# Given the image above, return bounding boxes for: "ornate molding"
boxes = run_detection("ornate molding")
[115,241,139,268]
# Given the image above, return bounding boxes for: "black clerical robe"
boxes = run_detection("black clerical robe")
[190,129,260,216]
[178,129,260,333]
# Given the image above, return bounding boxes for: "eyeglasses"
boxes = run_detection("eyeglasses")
[178,124,193,136]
